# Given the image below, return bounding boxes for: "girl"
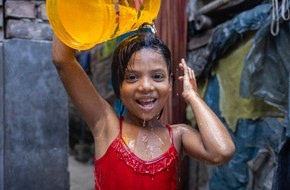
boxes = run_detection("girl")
[52,31,235,190]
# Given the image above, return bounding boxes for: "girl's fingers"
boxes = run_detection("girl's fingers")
[179,64,185,73]
[178,76,184,81]
[134,0,142,11]
[181,58,195,79]
[179,58,196,81]
[181,58,190,78]
[188,68,192,79]
[189,67,195,79]
[181,58,186,70]
[179,58,198,93]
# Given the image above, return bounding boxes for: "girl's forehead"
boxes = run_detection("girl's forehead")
[135,48,162,58]
[128,49,167,69]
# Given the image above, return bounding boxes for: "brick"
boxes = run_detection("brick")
[38,3,48,20]
[5,1,37,19]
[6,19,52,40]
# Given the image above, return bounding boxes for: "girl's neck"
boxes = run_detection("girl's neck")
[123,114,161,128]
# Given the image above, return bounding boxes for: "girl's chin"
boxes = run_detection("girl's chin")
[126,113,155,121]
[139,113,160,121]
[126,109,162,121]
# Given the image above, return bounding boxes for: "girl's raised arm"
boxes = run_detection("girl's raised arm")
[178,59,235,165]
[52,35,116,135]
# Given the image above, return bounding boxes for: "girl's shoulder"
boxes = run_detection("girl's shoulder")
[169,123,193,134]
[169,123,194,152]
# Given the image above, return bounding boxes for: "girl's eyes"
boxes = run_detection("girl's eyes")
[125,74,139,82]
[124,73,166,83]
[153,73,165,81]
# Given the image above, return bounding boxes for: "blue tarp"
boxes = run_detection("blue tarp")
[203,75,283,190]
[189,3,289,189]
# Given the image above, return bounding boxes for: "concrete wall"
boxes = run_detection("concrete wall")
[0,1,5,189]
[0,42,4,190]
[3,39,69,190]
[0,0,69,189]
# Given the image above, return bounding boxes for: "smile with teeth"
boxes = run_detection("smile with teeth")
[136,98,156,108]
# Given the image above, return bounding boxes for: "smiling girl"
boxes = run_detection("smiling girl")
[52,30,235,190]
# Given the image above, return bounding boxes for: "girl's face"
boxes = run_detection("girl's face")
[120,48,172,121]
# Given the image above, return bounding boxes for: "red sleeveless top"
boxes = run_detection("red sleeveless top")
[94,118,179,190]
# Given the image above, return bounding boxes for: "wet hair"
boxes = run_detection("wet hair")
[111,31,172,99]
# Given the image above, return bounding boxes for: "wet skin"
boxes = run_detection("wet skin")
[120,48,173,160]
[120,48,172,122]
[52,35,235,166]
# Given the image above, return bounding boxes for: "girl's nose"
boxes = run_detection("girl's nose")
[138,77,154,92]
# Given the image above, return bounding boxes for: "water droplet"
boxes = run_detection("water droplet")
[142,113,146,127]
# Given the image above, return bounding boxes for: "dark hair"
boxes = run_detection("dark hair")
[111,31,172,99]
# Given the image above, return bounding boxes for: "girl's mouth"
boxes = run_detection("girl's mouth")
[136,98,157,109]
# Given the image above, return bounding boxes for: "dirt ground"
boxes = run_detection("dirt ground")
[69,156,94,190]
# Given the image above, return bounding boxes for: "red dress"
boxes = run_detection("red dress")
[94,118,179,190]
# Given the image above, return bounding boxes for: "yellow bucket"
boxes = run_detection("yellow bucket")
[46,0,161,50]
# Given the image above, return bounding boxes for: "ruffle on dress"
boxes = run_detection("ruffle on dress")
[112,136,179,175]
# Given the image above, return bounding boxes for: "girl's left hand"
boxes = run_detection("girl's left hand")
[114,0,143,11]
[134,0,144,11]
[178,58,198,101]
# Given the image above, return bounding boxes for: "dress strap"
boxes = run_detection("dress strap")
[119,116,124,135]
[165,124,174,146]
